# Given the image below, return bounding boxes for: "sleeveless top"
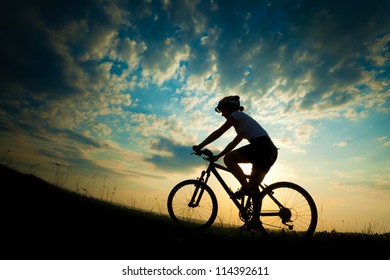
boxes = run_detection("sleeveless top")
[230,111,269,141]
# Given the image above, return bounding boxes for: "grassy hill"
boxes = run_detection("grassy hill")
[1,164,389,260]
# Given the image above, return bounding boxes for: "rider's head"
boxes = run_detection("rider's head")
[215,95,244,113]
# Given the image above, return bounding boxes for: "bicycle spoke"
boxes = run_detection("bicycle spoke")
[167,180,218,229]
[258,182,317,237]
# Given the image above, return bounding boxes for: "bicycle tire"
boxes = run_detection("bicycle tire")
[167,179,218,229]
[255,182,318,238]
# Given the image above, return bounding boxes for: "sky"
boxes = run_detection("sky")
[1,0,389,233]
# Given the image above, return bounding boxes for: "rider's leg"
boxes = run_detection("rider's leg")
[223,150,250,189]
[245,167,269,228]
[248,167,268,192]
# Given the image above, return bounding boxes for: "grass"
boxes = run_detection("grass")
[0,164,389,260]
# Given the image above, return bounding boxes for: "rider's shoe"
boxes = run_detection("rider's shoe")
[239,219,262,231]
[239,223,250,230]
[247,220,263,231]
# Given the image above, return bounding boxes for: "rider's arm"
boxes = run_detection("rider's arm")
[215,134,243,159]
[195,116,236,150]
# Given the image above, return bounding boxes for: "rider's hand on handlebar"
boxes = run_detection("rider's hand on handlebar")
[192,145,202,155]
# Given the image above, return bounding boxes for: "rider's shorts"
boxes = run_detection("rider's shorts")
[236,136,278,171]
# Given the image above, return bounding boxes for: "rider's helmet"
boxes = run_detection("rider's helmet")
[215,95,240,113]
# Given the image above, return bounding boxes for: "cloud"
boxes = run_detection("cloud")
[295,123,314,144]
[334,141,348,148]
[378,136,390,147]
[141,42,190,86]
[2,1,389,115]
[145,137,202,172]
[0,0,389,180]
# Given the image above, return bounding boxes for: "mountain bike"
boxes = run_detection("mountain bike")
[167,149,318,238]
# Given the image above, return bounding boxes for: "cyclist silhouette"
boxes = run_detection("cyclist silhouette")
[193,95,278,199]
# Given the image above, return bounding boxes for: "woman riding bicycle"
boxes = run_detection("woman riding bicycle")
[193,95,278,199]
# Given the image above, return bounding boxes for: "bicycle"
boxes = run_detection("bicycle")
[167,149,318,238]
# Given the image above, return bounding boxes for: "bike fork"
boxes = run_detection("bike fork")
[188,181,205,207]
[188,172,209,207]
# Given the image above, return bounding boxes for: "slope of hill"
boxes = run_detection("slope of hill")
[1,164,389,260]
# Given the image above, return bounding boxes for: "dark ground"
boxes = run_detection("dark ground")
[1,164,389,260]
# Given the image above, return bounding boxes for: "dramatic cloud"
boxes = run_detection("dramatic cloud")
[0,1,389,214]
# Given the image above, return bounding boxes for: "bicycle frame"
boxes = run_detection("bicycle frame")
[168,149,318,236]
[193,154,285,220]
[195,156,252,212]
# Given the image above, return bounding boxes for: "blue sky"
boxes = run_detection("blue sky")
[1,0,389,232]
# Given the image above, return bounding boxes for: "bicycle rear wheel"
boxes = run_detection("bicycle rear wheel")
[167,179,218,229]
[256,182,318,238]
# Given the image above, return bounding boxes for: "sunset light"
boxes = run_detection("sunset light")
[1,0,389,234]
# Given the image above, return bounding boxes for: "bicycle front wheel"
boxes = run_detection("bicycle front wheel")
[257,182,318,238]
[167,179,218,229]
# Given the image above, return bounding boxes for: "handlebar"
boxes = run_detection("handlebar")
[192,148,216,161]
